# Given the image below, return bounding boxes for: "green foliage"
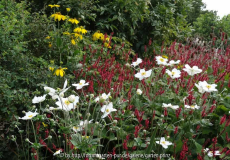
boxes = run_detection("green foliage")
[193,11,220,39]
[0,0,52,123]
[29,0,194,55]
[186,0,205,25]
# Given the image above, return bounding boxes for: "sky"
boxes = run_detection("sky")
[202,0,230,19]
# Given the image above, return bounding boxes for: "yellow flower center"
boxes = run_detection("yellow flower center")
[191,105,195,108]
[160,58,165,62]
[141,72,146,76]
[73,126,79,130]
[206,85,211,89]
[161,141,166,144]
[171,72,175,76]
[79,83,83,85]
[28,115,33,118]
[106,109,110,113]
[64,100,70,105]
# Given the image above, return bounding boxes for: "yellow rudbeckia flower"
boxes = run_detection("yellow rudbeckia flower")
[73,27,82,33]
[49,67,54,71]
[54,67,67,77]
[50,12,66,21]
[66,8,71,12]
[48,4,60,8]
[92,31,104,41]
[69,18,79,25]
[104,42,112,48]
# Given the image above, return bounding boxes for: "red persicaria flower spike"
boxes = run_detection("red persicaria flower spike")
[220,115,226,125]
[36,122,41,134]
[45,129,49,138]
[174,126,178,134]
[220,147,228,154]
[164,108,168,116]
[148,38,152,46]
[145,119,149,129]
[197,154,203,160]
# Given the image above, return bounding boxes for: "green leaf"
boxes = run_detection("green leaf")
[194,141,202,154]
[56,37,62,47]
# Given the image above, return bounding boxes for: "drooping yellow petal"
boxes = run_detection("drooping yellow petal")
[55,69,60,76]
[71,39,76,45]
[60,69,64,77]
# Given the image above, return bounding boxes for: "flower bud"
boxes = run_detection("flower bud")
[90,94,94,98]
[19,130,24,134]
[114,137,117,140]
[125,63,131,67]
[22,111,26,114]
[48,135,52,139]
[86,113,91,117]
[143,130,146,133]
[32,105,36,109]
[68,95,76,103]
[113,120,117,124]
[25,138,29,142]
[136,89,142,95]
[76,63,83,69]
[59,93,64,97]
[58,135,61,138]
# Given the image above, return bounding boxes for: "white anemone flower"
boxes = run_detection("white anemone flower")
[72,80,89,90]
[162,103,179,110]
[53,150,61,156]
[185,104,200,110]
[167,60,180,66]
[195,81,206,93]
[183,64,202,76]
[95,93,110,102]
[136,89,142,95]
[156,137,172,149]
[44,79,70,100]
[19,110,38,120]
[135,69,152,80]
[101,102,117,118]
[195,81,217,93]
[73,126,83,132]
[55,96,79,111]
[73,119,94,132]
[32,95,46,104]
[131,58,142,67]
[200,81,217,92]
[156,56,168,65]
[204,148,221,157]
[166,68,181,79]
